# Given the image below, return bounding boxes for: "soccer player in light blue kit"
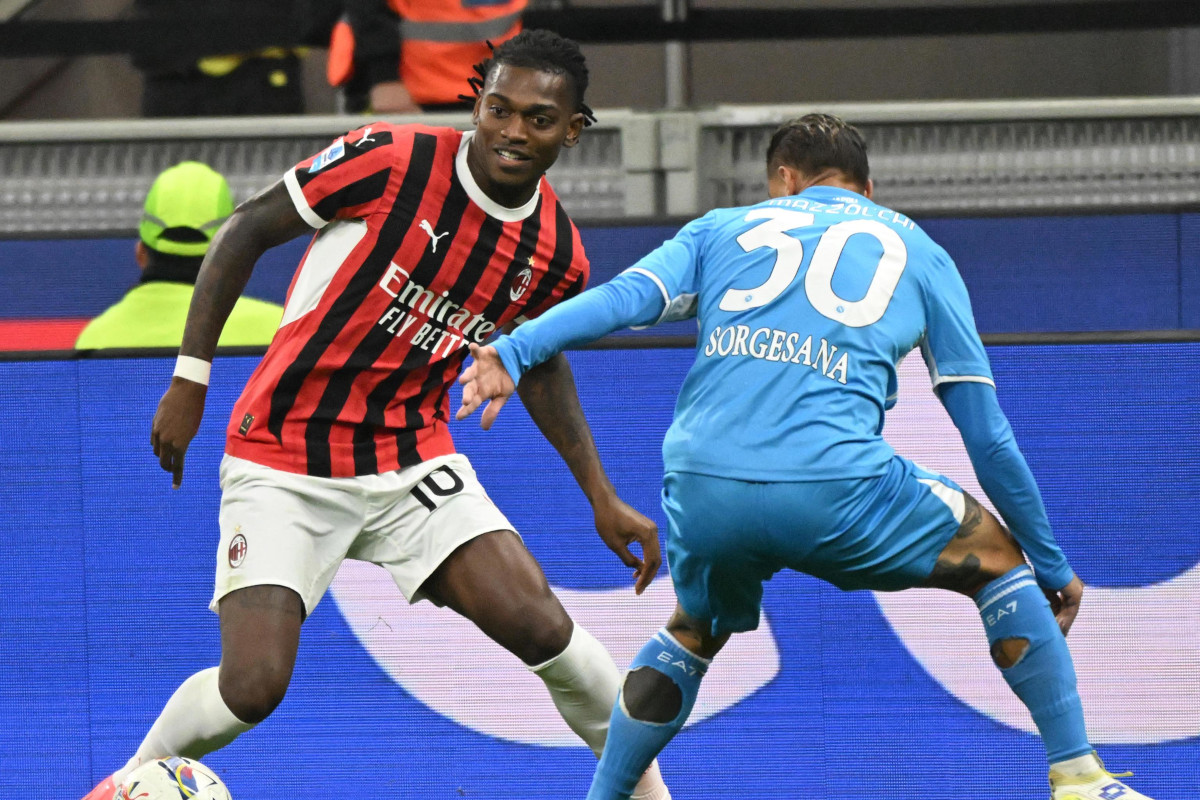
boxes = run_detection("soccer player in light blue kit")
[456,114,1157,800]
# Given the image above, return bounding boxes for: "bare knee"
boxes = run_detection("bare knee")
[505,600,573,665]
[927,493,1026,597]
[622,667,683,723]
[423,531,573,664]
[216,586,303,723]
[218,658,293,723]
[990,637,1030,669]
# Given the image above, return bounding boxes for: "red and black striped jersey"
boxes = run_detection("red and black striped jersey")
[225,123,589,477]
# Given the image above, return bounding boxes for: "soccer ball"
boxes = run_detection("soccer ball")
[115,756,231,800]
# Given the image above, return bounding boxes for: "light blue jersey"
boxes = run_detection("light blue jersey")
[630,185,994,482]
[494,183,1071,589]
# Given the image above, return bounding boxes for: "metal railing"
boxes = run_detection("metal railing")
[690,98,1200,216]
[2,97,1200,235]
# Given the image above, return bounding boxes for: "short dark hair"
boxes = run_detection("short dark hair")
[141,247,204,284]
[463,29,596,126]
[766,113,869,188]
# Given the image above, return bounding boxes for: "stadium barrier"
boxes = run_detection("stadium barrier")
[1,341,1197,799]
[3,98,1200,235]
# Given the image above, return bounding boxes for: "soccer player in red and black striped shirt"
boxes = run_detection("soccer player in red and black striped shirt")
[86,30,670,800]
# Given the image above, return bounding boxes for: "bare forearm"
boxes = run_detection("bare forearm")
[518,353,613,504]
[180,181,309,360]
[179,218,263,359]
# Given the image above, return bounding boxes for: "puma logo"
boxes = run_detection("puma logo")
[356,127,377,146]
[419,219,450,253]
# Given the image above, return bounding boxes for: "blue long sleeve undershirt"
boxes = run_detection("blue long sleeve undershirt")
[495,270,665,385]
[492,271,1074,591]
[939,380,1074,590]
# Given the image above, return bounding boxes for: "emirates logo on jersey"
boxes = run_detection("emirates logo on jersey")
[228,533,248,568]
[510,265,533,301]
[377,261,498,350]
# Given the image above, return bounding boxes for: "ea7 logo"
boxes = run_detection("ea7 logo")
[876,354,1200,746]
[985,600,1018,627]
[656,651,705,676]
[330,564,779,747]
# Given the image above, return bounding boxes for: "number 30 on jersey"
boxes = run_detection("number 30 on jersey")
[719,208,909,328]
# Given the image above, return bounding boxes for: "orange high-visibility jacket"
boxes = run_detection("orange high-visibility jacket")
[329,0,525,107]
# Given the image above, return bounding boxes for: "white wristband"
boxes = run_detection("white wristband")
[173,355,212,386]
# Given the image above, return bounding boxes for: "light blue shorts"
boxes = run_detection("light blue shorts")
[663,456,966,635]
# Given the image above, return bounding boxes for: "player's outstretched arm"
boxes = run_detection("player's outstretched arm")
[457,271,671,589]
[151,180,311,489]
[938,379,1082,633]
[458,270,668,427]
[517,352,661,594]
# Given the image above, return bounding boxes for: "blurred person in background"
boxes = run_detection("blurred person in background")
[326,0,525,113]
[75,162,282,350]
[132,0,340,117]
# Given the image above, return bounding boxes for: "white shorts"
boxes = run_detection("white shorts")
[211,453,515,615]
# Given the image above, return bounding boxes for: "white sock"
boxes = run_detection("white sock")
[529,624,672,800]
[1051,752,1103,779]
[114,667,254,784]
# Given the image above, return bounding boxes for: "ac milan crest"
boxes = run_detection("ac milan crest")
[510,265,533,301]
[228,533,248,568]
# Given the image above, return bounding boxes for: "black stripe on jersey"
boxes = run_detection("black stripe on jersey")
[520,202,578,317]
[421,205,549,435]
[386,205,529,469]
[304,163,474,475]
[293,130,394,189]
[305,156,468,477]
[344,179,477,474]
[347,129,394,152]
[310,167,391,223]
[265,132,438,463]
[559,270,586,305]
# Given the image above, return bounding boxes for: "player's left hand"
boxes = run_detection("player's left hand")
[456,343,516,430]
[1044,575,1085,635]
[592,493,661,595]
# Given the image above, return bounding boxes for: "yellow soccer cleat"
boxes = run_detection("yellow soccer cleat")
[1050,759,1154,800]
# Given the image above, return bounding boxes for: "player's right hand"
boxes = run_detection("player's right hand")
[592,493,661,595]
[151,377,208,489]
[456,343,516,430]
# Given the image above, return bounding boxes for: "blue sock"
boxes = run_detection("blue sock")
[976,566,1091,762]
[586,630,710,800]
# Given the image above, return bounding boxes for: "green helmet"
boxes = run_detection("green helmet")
[138,161,234,257]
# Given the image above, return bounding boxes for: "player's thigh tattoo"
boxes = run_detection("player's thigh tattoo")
[924,553,986,594]
[923,493,989,594]
[951,492,984,540]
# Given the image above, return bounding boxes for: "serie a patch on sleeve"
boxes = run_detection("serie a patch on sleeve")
[309,137,347,173]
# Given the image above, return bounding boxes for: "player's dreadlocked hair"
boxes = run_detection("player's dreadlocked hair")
[766,113,869,188]
[460,29,597,127]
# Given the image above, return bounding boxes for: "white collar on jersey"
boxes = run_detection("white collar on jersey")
[456,131,542,223]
